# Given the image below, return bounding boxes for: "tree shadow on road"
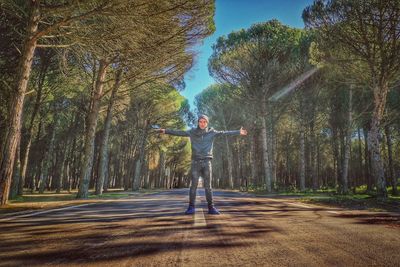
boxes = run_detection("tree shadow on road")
[332,213,400,228]
[0,197,287,266]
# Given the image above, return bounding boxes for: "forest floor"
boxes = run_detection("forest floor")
[0,189,399,267]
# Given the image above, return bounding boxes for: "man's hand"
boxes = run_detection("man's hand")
[159,128,166,134]
[240,127,248,136]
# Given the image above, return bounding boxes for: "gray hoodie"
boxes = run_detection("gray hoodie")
[165,127,240,160]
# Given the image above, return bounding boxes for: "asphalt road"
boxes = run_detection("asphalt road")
[0,189,399,267]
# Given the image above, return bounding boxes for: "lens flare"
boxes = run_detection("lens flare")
[269,67,319,102]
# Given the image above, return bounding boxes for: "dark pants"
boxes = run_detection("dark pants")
[189,159,213,207]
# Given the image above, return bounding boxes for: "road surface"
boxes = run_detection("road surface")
[0,189,399,266]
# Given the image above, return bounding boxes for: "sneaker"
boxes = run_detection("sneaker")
[208,206,220,215]
[185,206,195,215]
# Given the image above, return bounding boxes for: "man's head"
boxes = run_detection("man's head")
[197,114,209,129]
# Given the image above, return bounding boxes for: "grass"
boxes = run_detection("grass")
[299,195,400,212]
[296,189,400,212]
[0,188,162,215]
[249,185,400,212]
[9,188,162,203]
[10,192,77,203]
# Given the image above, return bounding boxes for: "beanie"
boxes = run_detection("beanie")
[198,114,209,123]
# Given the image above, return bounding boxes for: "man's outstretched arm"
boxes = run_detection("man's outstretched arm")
[159,128,190,137]
[215,127,248,136]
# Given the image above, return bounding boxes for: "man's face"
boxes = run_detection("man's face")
[198,118,208,129]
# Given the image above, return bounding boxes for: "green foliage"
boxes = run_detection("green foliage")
[303,0,400,86]
[196,5,400,196]
[209,20,306,96]
[3,0,400,199]
[0,0,216,201]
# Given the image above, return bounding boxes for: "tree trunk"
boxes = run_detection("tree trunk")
[144,153,151,188]
[0,1,40,205]
[340,88,352,194]
[132,129,147,191]
[299,127,306,192]
[158,150,166,188]
[10,139,21,200]
[363,127,373,191]
[125,135,136,190]
[59,156,66,193]
[27,113,43,192]
[316,134,321,188]
[385,125,397,195]
[284,133,291,188]
[121,139,129,190]
[357,128,363,187]
[77,59,108,199]
[332,127,341,189]
[250,133,257,187]
[39,116,57,194]
[261,100,272,192]
[220,116,234,189]
[103,152,112,192]
[310,120,318,191]
[62,114,78,192]
[54,141,67,194]
[19,50,51,196]
[237,140,243,189]
[95,69,121,195]
[367,85,388,199]
[64,131,76,191]
[267,111,277,189]
[133,159,142,191]
[224,135,234,189]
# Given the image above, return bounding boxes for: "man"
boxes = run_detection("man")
[159,114,247,215]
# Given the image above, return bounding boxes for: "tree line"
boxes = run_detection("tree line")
[1,0,399,206]
[197,0,400,199]
[0,0,214,205]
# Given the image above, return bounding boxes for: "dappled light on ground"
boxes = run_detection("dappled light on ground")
[1,189,399,266]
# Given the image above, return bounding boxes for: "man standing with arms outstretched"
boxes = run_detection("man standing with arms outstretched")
[159,114,248,215]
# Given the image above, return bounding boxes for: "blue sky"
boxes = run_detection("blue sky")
[181,0,315,108]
